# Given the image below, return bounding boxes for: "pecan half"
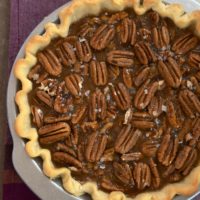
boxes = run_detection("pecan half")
[90,61,108,86]
[133,162,151,190]
[56,42,77,66]
[178,118,192,141]
[188,53,200,68]
[56,143,76,157]
[39,79,58,96]
[189,118,200,146]
[108,11,128,24]
[120,18,136,45]
[28,64,48,84]
[107,50,134,67]
[166,101,180,128]
[113,162,134,185]
[115,125,141,154]
[134,80,159,110]
[175,146,198,175]
[81,121,99,133]
[53,152,82,169]
[134,67,150,87]
[172,33,198,54]
[148,96,163,117]
[76,39,92,62]
[121,152,143,161]
[101,148,115,162]
[38,122,70,145]
[100,178,124,192]
[149,158,160,189]
[157,134,179,166]
[132,112,155,129]
[65,74,82,98]
[38,50,62,76]
[89,89,107,121]
[122,69,133,88]
[158,57,182,88]
[149,11,160,25]
[44,115,71,124]
[141,140,159,157]
[110,82,131,110]
[178,89,200,118]
[152,26,170,49]
[31,105,43,128]
[134,42,157,65]
[36,90,53,107]
[85,132,108,162]
[72,105,87,124]
[90,24,115,50]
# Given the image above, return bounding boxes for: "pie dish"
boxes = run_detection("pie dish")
[14,0,200,200]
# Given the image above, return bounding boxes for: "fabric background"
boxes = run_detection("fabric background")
[4,0,200,200]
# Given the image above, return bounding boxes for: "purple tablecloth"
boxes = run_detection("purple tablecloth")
[4,0,200,200]
[4,1,68,199]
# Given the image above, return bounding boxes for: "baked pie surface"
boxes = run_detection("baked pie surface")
[14,0,200,199]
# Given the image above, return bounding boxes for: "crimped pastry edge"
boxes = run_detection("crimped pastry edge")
[14,0,200,200]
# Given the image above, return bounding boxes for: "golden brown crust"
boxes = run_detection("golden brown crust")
[14,0,200,199]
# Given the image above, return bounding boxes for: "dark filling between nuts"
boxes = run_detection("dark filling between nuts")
[27,8,200,196]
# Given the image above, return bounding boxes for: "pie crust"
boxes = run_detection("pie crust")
[14,0,200,199]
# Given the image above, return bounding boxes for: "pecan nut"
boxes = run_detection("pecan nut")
[115,125,141,154]
[65,74,83,98]
[178,118,192,141]
[175,146,198,176]
[53,152,82,169]
[90,61,108,86]
[39,79,58,96]
[56,143,76,157]
[149,158,161,189]
[178,89,200,118]
[54,95,73,114]
[132,112,155,129]
[148,96,163,117]
[89,89,107,121]
[36,90,53,107]
[157,134,179,166]
[134,67,150,87]
[152,26,170,49]
[90,24,115,50]
[166,101,180,128]
[158,57,182,88]
[133,162,151,190]
[56,42,77,66]
[188,53,200,68]
[28,64,48,84]
[121,152,143,161]
[38,122,71,145]
[172,33,198,54]
[72,105,87,124]
[107,50,134,67]
[38,50,62,76]
[31,105,43,128]
[100,178,124,192]
[120,18,136,45]
[134,80,159,110]
[141,139,159,157]
[110,82,131,110]
[44,115,71,124]
[113,162,134,185]
[134,42,157,65]
[122,69,133,88]
[76,39,92,62]
[85,132,108,162]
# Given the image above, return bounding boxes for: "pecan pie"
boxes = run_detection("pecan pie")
[15,0,200,200]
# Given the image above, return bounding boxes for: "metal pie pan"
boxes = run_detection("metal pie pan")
[7,0,200,199]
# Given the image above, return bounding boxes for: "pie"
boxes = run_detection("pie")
[14,0,200,199]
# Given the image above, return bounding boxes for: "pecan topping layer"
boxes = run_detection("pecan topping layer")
[28,8,200,196]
